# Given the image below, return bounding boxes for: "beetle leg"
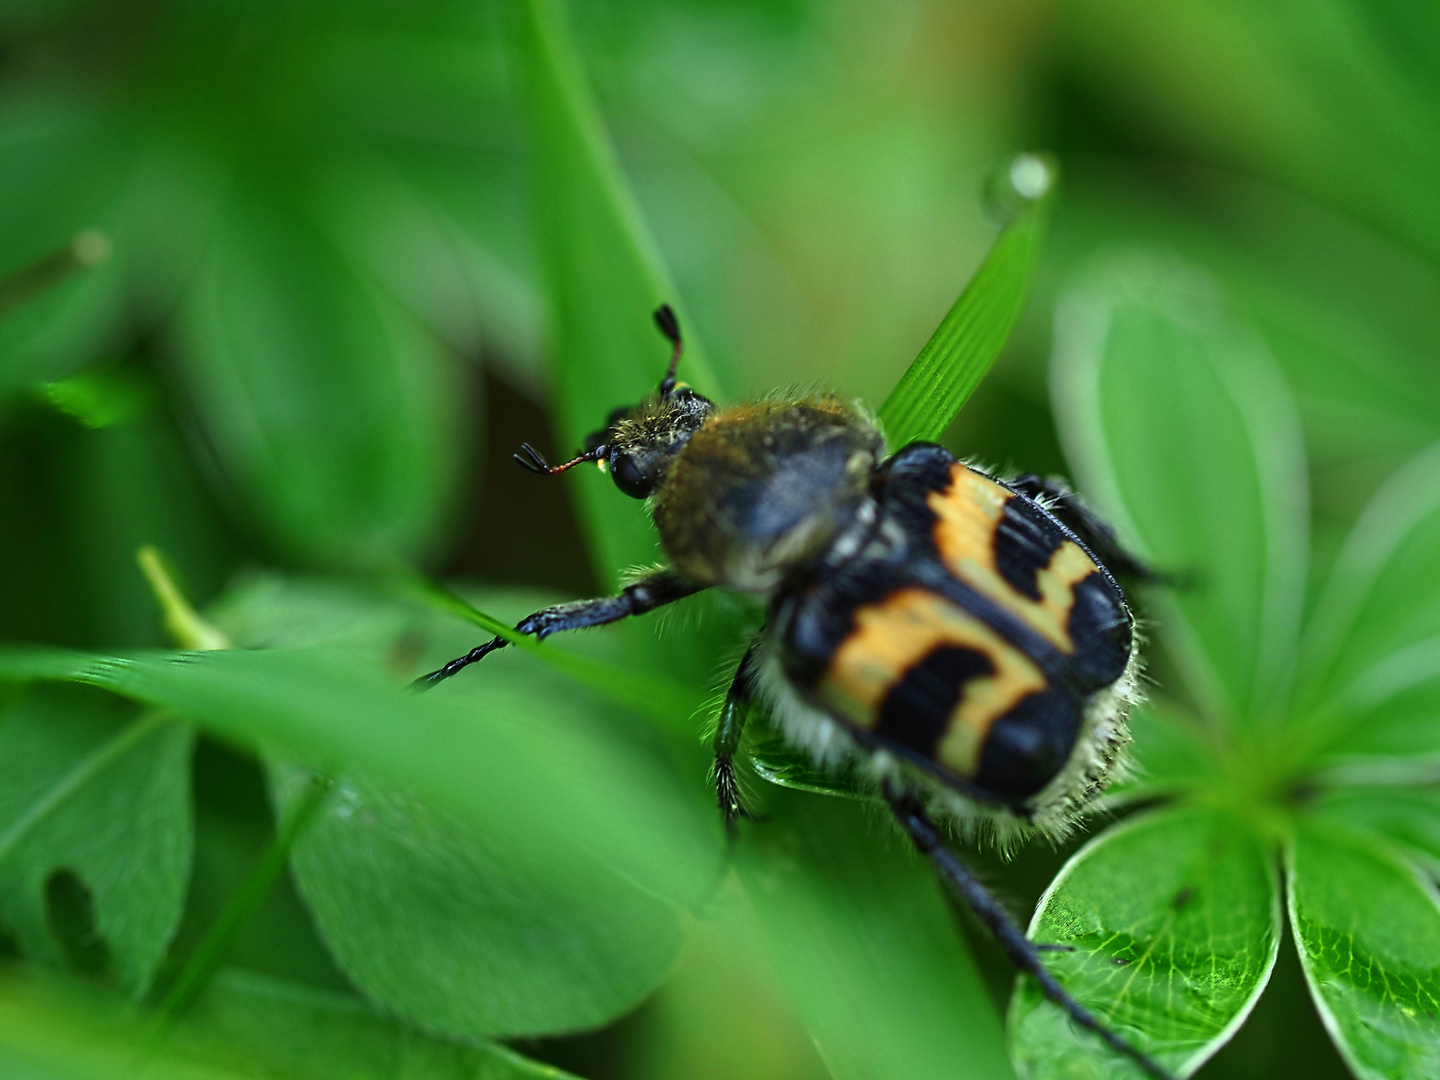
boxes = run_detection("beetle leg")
[713,638,763,836]
[1006,473,1158,583]
[885,790,1175,1080]
[414,568,706,688]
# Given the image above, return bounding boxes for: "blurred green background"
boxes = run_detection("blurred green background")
[2,0,1438,1077]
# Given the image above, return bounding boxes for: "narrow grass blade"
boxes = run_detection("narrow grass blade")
[877,153,1055,447]
[513,0,720,584]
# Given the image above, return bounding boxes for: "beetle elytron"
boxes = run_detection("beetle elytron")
[419,306,1167,1079]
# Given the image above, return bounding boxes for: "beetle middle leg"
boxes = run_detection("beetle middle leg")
[713,638,762,836]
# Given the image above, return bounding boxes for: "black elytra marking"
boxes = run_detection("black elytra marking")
[994,496,1066,601]
[1065,572,1133,689]
[974,688,1082,802]
[875,645,995,758]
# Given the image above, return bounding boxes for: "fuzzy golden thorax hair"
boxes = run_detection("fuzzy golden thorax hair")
[652,395,885,592]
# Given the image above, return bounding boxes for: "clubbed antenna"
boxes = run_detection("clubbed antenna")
[513,441,609,476]
[654,303,683,395]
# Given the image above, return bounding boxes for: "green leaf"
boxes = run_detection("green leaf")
[174,967,579,1079]
[202,575,705,1034]
[1298,441,1440,763]
[173,190,463,569]
[1315,787,1440,874]
[272,762,681,1038]
[1287,820,1440,1080]
[877,152,1055,447]
[741,718,868,801]
[0,642,720,927]
[513,0,721,585]
[737,791,1015,1080]
[1008,806,1280,1079]
[0,686,194,997]
[1052,250,1309,728]
[39,363,145,430]
[1103,700,1220,805]
[0,964,573,1080]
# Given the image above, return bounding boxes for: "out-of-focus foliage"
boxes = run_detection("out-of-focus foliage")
[2,0,1439,1078]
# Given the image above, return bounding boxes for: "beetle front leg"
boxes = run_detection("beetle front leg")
[415,568,706,687]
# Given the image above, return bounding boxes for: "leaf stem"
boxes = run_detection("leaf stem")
[0,230,110,320]
[136,546,231,652]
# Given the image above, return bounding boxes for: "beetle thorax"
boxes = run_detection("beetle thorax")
[651,397,885,593]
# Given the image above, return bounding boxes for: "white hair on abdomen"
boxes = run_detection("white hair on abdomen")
[751,632,1143,853]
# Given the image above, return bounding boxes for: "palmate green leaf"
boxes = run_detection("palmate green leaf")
[1057,175,1440,471]
[0,686,193,997]
[513,0,721,586]
[1008,806,1280,1079]
[877,153,1055,448]
[1297,441,1440,763]
[737,791,1015,1080]
[1052,250,1309,728]
[272,762,679,1039]
[0,965,572,1080]
[1287,820,1440,1080]
[173,188,463,569]
[1316,788,1440,873]
[1103,701,1219,805]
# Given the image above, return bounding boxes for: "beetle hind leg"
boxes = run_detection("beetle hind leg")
[885,790,1175,1080]
[1006,473,1157,583]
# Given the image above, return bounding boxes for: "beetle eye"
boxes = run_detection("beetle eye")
[610,453,654,499]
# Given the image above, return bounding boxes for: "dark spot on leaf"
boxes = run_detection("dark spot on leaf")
[1287,780,1321,806]
[1110,956,1131,966]
[45,869,111,978]
[1174,886,1194,910]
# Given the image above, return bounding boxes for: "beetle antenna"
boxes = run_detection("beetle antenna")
[513,441,609,476]
[654,303,683,395]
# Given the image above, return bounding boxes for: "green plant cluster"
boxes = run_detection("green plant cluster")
[1,0,1439,1079]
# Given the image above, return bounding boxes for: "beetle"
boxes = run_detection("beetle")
[419,305,1168,1079]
